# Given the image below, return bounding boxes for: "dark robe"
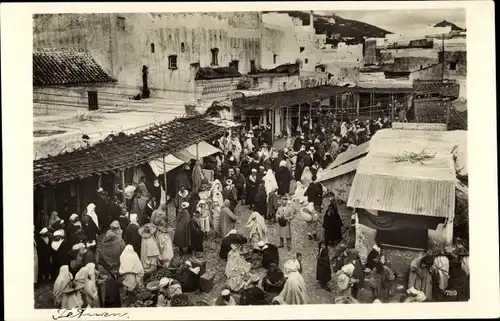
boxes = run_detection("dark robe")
[240,286,268,305]
[316,247,332,286]
[189,218,204,253]
[322,155,334,168]
[294,162,304,182]
[100,272,122,308]
[313,152,322,165]
[304,182,323,208]
[250,160,260,172]
[262,267,285,293]
[263,130,273,147]
[246,175,258,206]
[219,233,247,260]
[118,215,129,232]
[176,266,200,293]
[276,166,292,196]
[108,201,123,227]
[233,173,246,201]
[448,258,470,301]
[51,240,70,279]
[240,160,251,178]
[146,183,162,207]
[173,209,191,249]
[254,186,268,218]
[95,195,110,232]
[35,236,52,281]
[323,201,343,245]
[82,218,98,245]
[293,137,303,152]
[302,154,313,168]
[68,227,88,249]
[124,222,142,257]
[261,244,279,269]
[175,171,192,193]
[352,256,365,298]
[365,248,381,270]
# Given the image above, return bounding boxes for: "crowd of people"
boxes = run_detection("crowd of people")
[34,114,470,308]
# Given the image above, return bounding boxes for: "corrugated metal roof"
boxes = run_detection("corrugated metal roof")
[346,129,460,218]
[327,141,370,170]
[317,157,363,182]
[347,173,456,218]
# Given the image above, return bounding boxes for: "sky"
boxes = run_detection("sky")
[315,9,466,34]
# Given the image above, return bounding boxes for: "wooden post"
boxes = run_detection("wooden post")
[271,108,275,145]
[391,94,395,122]
[162,156,168,203]
[298,104,301,133]
[76,182,81,215]
[369,92,373,118]
[341,94,344,120]
[445,99,451,127]
[121,169,127,217]
[196,142,199,160]
[356,92,360,117]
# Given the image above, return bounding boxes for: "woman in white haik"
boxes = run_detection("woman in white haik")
[119,245,145,295]
[196,199,211,235]
[86,203,99,229]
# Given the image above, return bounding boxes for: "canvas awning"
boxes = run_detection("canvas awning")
[173,141,221,163]
[148,154,185,176]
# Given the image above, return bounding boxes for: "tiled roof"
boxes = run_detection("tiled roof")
[33,115,226,187]
[195,67,242,80]
[249,63,300,76]
[33,48,116,86]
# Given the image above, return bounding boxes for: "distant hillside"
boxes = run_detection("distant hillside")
[434,20,465,31]
[266,11,391,43]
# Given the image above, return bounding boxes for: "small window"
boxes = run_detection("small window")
[181,42,185,53]
[229,60,239,71]
[211,48,219,66]
[304,58,309,64]
[168,55,178,69]
[283,82,287,91]
[300,47,305,53]
[273,54,278,64]
[321,67,326,72]
[116,16,125,31]
[250,60,256,73]
[151,43,155,53]
[449,62,457,70]
[253,78,258,86]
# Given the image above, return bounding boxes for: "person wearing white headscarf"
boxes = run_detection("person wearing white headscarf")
[140,224,161,273]
[231,136,243,163]
[75,263,99,307]
[262,169,278,198]
[53,265,84,309]
[196,200,211,234]
[300,202,320,241]
[279,259,308,305]
[245,212,269,250]
[340,122,348,138]
[431,256,450,293]
[86,203,99,228]
[336,263,356,297]
[291,181,308,204]
[155,225,174,268]
[300,166,313,190]
[210,180,224,235]
[119,245,144,292]
[225,244,252,292]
